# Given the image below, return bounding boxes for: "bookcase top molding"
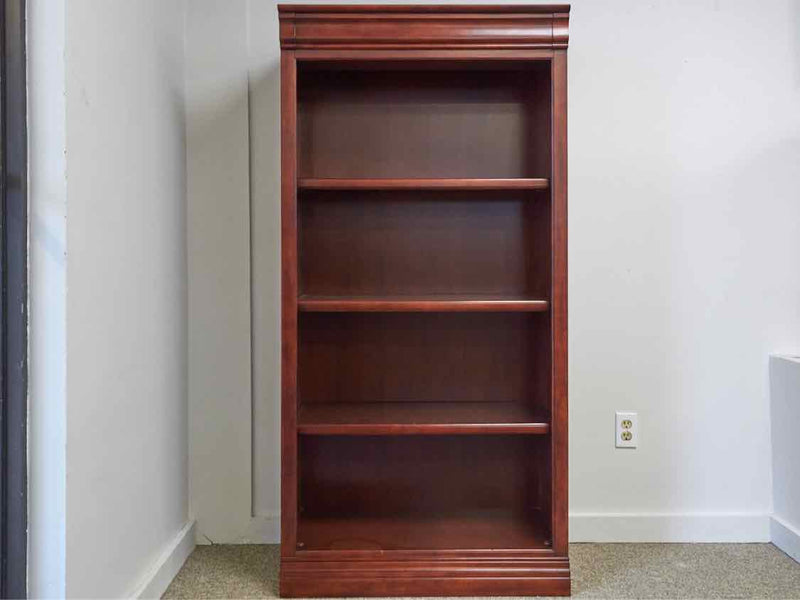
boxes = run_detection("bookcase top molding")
[278,4,570,51]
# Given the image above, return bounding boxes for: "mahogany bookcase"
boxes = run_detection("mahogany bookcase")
[278,5,570,596]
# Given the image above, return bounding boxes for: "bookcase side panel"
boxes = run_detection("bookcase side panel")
[281,50,299,557]
[550,49,569,558]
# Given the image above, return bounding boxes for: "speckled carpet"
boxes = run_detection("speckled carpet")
[163,543,800,599]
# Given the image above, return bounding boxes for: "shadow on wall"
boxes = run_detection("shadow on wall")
[248,58,283,524]
[186,37,269,541]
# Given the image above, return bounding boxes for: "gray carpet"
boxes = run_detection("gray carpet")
[163,543,800,599]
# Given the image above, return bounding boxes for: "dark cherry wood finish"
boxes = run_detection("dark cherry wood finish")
[279,4,569,50]
[297,66,551,179]
[298,296,549,312]
[299,190,551,298]
[298,401,550,435]
[298,312,550,407]
[280,5,569,596]
[299,178,549,190]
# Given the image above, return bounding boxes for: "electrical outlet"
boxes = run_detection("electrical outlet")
[615,411,638,448]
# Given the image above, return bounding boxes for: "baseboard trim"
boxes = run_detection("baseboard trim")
[129,520,196,599]
[771,516,800,563]
[198,513,774,545]
[570,513,770,542]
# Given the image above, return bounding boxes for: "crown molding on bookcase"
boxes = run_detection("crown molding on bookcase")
[278,4,570,50]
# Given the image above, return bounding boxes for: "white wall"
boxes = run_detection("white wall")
[28,0,67,596]
[29,1,193,597]
[567,0,800,541]
[187,0,800,543]
[770,355,800,561]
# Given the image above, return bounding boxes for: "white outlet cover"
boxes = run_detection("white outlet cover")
[615,411,638,448]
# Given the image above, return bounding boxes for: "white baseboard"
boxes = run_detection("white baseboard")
[231,513,797,555]
[198,513,775,545]
[771,516,800,563]
[195,514,280,545]
[570,513,771,542]
[128,520,196,599]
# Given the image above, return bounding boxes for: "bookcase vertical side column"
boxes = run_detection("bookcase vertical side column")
[280,50,299,557]
[550,49,569,558]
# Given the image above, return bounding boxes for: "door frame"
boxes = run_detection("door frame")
[0,0,28,596]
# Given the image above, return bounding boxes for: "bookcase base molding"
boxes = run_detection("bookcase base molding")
[281,555,571,597]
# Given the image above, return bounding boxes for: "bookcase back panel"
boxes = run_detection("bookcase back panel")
[299,312,550,409]
[299,435,550,549]
[299,191,551,297]
[298,66,551,179]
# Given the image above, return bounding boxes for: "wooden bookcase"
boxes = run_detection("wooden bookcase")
[279,5,570,597]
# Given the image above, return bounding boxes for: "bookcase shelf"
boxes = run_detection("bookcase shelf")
[280,4,570,597]
[298,295,550,313]
[296,510,550,552]
[298,178,550,191]
[298,401,550,436]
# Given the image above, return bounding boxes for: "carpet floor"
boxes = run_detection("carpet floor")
[163,543,800,599]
